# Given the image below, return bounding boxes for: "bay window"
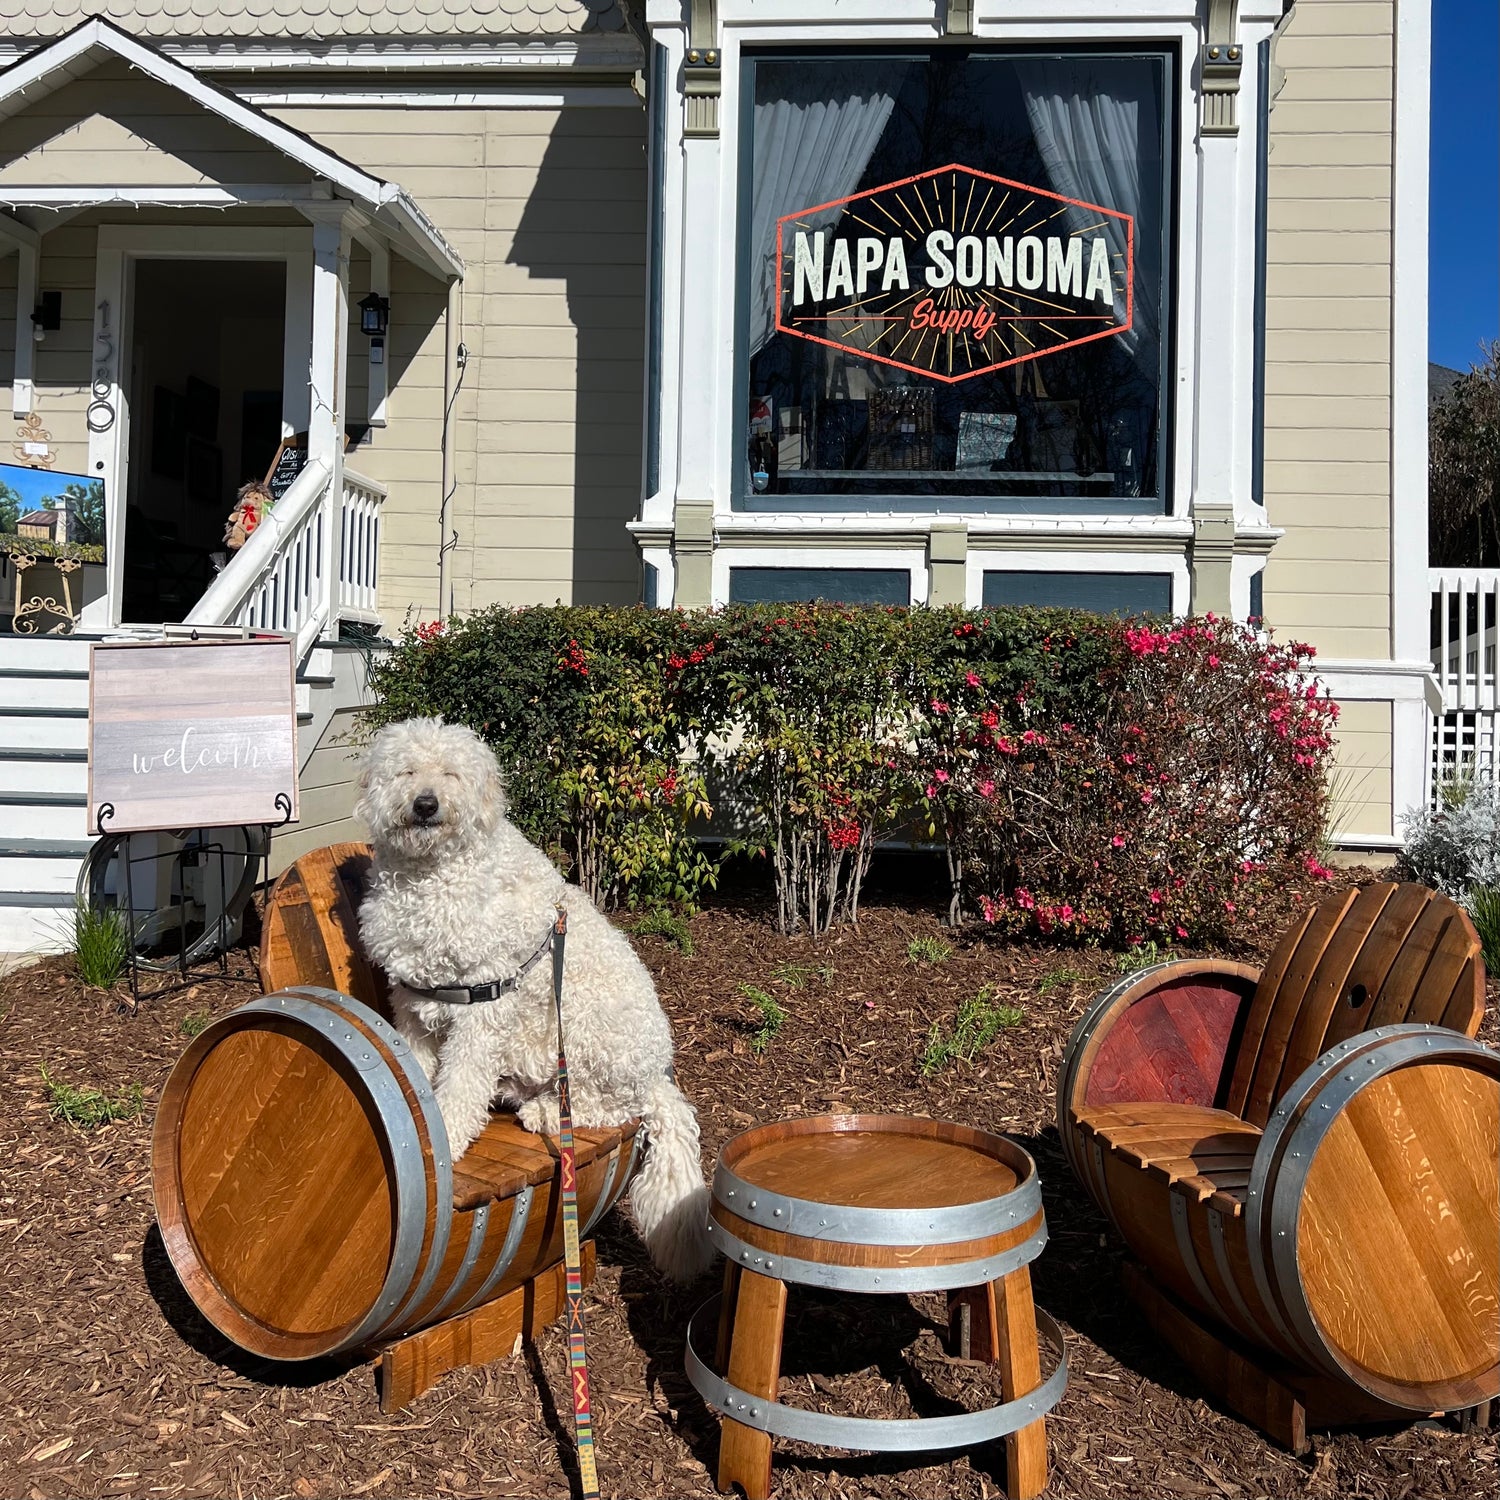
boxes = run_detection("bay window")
[738,48,1174,513]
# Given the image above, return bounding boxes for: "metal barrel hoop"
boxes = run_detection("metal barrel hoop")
[234,992,432,1353]
[424,1203,492,1327]
[711,1143,1041,1248]
[453,1183,536,1319]
[704,1214,1047,1294]
[684,1294,1069,1453]
[1263,1026,1499,1400]
[583,1123,643,1238]
[1169,1186,1231,1329]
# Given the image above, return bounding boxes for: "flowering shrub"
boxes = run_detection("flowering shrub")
[366,605,1338,942]
[955,616,1338,943]
[714,605,910,936]
[365,606,728,912]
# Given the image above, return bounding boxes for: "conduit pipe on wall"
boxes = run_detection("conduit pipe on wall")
[438,276,462,620]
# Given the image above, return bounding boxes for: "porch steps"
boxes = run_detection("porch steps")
[0,634,380,952]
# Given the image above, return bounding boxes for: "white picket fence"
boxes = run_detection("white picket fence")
[1429,568,1500,791]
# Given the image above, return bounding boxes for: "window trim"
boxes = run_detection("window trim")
[733,42,1179,517]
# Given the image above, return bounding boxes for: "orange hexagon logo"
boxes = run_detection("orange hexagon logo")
[775,163,1134,384]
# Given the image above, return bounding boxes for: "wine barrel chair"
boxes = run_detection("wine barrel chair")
[152,842,641,1413]
[1056,882,1499,1453]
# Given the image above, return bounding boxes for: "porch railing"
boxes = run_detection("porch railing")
[184,459,387,663]
[1429,568,1500,789]
[338,468,385,625]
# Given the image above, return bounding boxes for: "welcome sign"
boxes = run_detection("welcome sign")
[88,638,298,835]
[776,163,1134,383]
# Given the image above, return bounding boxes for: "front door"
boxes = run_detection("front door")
[121,258,287,624]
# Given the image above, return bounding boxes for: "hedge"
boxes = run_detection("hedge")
[365,604,1338,944]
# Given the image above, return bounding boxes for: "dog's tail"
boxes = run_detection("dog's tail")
[630,1075,715,1283]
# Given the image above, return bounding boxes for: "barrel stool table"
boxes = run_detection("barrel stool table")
[684,1115,1068,1500]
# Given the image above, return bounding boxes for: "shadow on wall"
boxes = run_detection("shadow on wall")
[507,102,649,606]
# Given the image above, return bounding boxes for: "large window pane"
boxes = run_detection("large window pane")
[728,566,911,606]
[740,50,1172,511]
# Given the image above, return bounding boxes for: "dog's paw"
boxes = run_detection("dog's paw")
[517,1095,561,1137]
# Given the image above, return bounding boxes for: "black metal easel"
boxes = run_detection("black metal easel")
[92,794,293,1005]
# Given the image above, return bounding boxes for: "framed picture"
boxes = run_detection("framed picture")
[185,376,220,442]
[186,438,223,506]
[151,387,185,480]
[0,461,107,562]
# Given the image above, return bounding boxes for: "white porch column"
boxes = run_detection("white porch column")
[9,241,36,418]
[308,210,350,638]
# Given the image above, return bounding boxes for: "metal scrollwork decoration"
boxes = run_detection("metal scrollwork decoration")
[12,411,54,469]
[87,298,116,434]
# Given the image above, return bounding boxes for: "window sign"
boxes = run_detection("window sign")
[740,50,1172,510]
[777,165,1134,384]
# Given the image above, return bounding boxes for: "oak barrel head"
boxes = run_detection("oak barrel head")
[1278,1034,1500,1411]
[260,842,389,1017]
[153,994,433,1362]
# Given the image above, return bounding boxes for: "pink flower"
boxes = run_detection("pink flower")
[1224,900,1236,913]
[1140,789,1154,804]
[1176,926,1189,939]
[1149,889,1163,904]
[977,779,995,798]
[925,784,938,798]
[1207,654,1220,668]
[934,769,950,783]
[930,699,950,714]
[1122,753,1136,765]
[1015,888,1035,911]
[966,671,981,688]
[1111,834,1126,848]
[1059,904,1074,922]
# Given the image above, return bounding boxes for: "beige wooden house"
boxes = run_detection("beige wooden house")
[0,0,1431,948]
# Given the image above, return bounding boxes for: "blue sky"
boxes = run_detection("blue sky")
[1429,0,1499,371]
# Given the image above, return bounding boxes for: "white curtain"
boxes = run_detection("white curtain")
[1016,60,1159,361]
[747,68,904,356]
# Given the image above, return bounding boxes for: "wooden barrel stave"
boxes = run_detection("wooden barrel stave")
[155,985,638,1361]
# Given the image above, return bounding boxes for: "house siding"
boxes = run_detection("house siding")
[270,102,649,617]
[1263,0,1399,839]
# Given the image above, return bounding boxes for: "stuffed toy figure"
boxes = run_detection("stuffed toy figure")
[224,481,274,551]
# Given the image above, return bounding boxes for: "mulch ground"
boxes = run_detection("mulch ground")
[1,856,1496,1500]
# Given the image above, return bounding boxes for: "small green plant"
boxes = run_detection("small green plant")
[41,1064,143,1130]
[907,936,953,965]
[180,1010,212,1039]
[627,909,694,955]
[1038,966,1086,995]
[70,899,130,990]
[771,961,834,989]
[742,985,788,1054]
[1468,885,1500,976]
[920,988,1024,1075]
[1115,940,1163,974]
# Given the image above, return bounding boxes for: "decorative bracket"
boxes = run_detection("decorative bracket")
[683,0,720,139]
[1201,0,1242,137]
[944,0,975,36]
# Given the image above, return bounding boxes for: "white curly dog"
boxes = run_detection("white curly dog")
[356,716,714,1283]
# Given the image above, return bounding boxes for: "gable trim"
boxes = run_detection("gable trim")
[0,18,462,279]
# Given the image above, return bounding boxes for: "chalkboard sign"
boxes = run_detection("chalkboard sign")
[88,639,299,835]
[265,434,308,500]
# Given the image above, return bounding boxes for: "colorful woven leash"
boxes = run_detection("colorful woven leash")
[550,906,601,1500]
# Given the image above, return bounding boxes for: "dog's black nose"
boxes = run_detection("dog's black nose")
[412,792,440,821]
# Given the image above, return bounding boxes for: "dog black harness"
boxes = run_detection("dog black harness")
[412,925,554,1005]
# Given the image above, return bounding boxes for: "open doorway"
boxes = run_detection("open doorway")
[122,259,286,623]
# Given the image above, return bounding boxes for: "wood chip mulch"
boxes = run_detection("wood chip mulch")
[1,859,1495,1500]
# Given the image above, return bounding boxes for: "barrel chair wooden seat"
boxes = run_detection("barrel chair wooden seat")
[1056,882,1499,1453]
[153,842,641,1413]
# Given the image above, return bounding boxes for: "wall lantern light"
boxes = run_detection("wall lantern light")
[31,289,61,343]
[358,292,390,338]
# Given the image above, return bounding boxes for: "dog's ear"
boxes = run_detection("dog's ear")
[477,752,508,832]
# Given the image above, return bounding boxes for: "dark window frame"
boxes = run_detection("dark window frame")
[727,565,913,607]
[733,42,1180,518]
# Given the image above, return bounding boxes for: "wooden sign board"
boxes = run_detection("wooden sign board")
[88,639,299,835]
[265,433,308,500]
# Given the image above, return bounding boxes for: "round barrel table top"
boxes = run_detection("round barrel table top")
[718,1114,1028,1212]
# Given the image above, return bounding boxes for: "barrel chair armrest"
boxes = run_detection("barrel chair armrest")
[1057,959,1262,1125]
